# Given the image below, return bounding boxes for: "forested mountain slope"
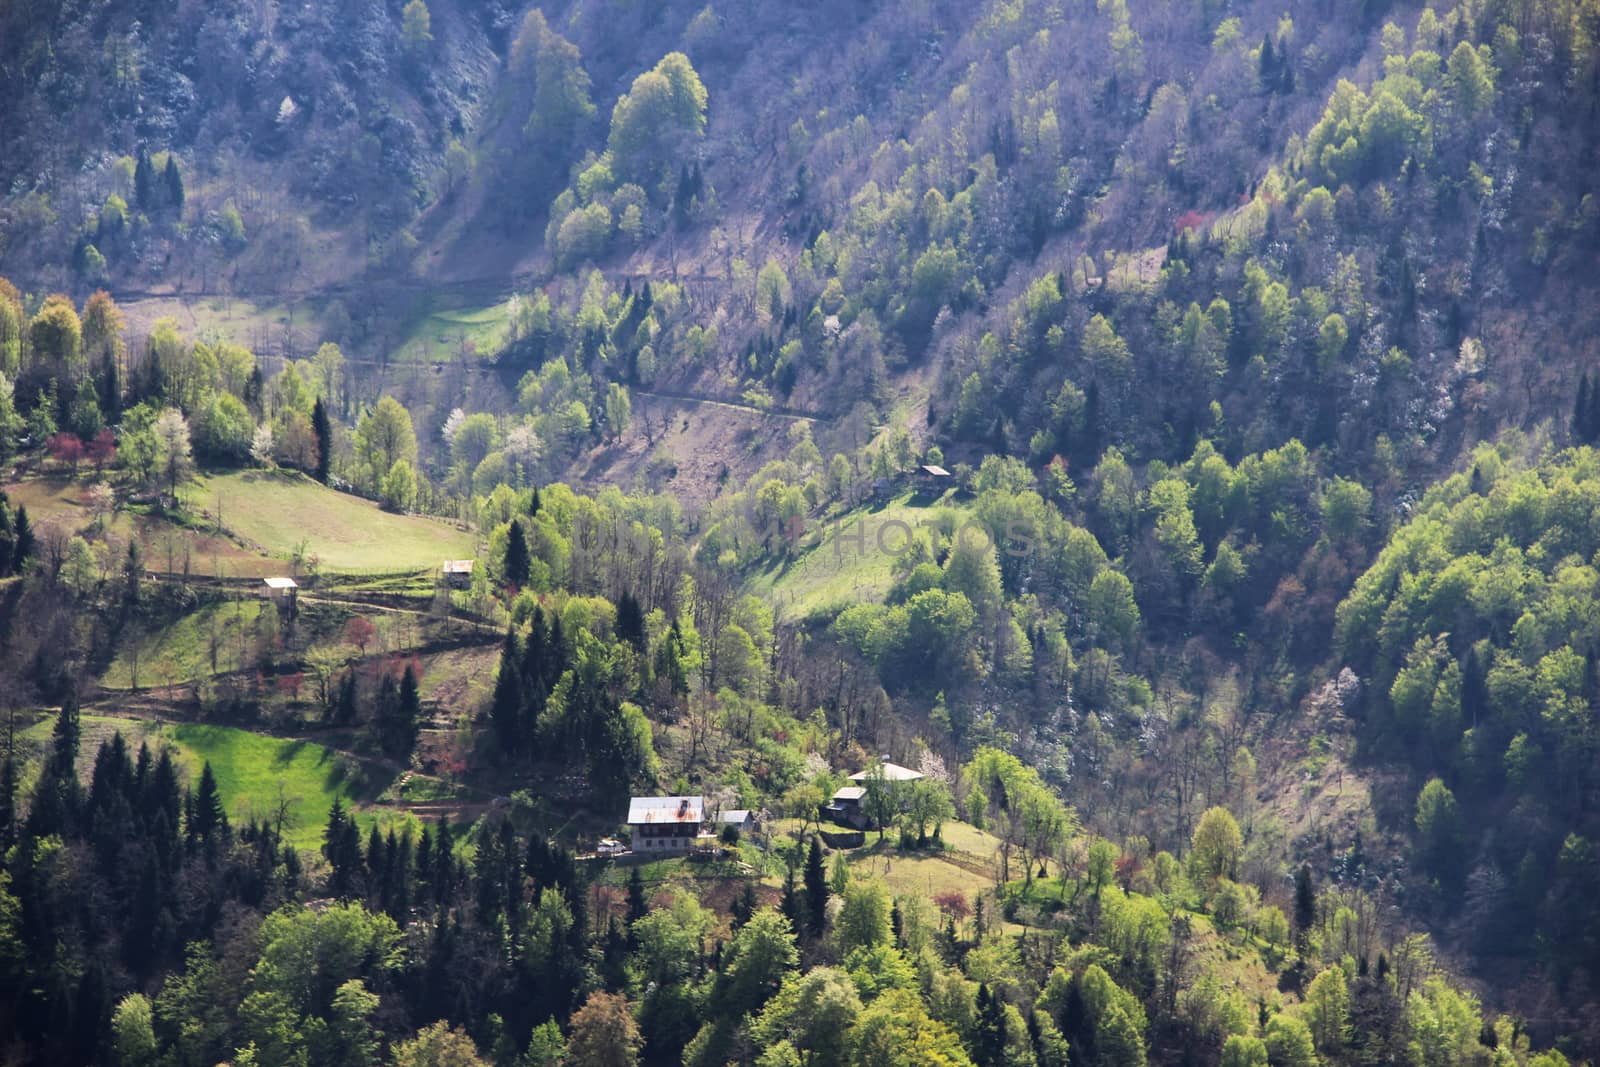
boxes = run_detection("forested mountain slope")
[4,0,1600,1064]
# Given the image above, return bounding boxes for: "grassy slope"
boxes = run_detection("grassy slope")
[391,293,515,364]
[171,723,393,849]
[746,490,972,620]
[4,476,284,578]
[20,713,397,849]
[195,470,475,572]
[102,599,267,689]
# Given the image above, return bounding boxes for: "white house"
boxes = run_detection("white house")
[626,796,706,853]
[263,576,298,609]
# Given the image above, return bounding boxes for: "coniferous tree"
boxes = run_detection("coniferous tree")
[383,828,411,920]
[0,749,16,850]
[397,664,422,759]
[601,915,630,990]
[974,982,1006,1066]
[505,518,531,588]
[546,615,568,690]
[673,164,695,227]
[98,348,122,425]
[1575,373,1592,443]
[311,397,332,482]
[134,150,155,212]
[627,866,648,926]
[1294,863,1316,946]
[366,823,387,904]
[0,497,13,579]
[616,590,646,651]
[732,879,758,929]
[163,155,184,213]
[1258,35,1278,86]
[433,817,456,907]
[475,819,507,921]
[190,761,228,842]
[655,619,689,699]
[415,824,433,904]
[376,666,422,762]
[325,798,359,898]
[780,865,801,931]
[1461,646,1489,728]
[123,540,142,605]
[525,831,551,887]
[11,504,34,574]
[146,747,182,862]
[334,670,359,726]
[28,692,82,836]
[491,635,526,757]
[803,837,828,937]
[521,606,547,688]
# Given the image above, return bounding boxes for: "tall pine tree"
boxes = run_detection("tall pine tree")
[616,590,646,651]
[491,626,526,756]
[27,692,82,836]
[190,761,228,842]
[803,836,828,937]
[134,149,155,212]
[1575,373,1592,443]
[311,397,332,483]
[163,155,184,213]
[505,518,531,588]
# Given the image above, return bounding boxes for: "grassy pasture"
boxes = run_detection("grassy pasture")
[747,491,972,620]
[171,722,395,849]
[4,475,283,578]
[101,598,267,689]
[194,470,475,572]
[19,713,399,850]
[392,295,515,363]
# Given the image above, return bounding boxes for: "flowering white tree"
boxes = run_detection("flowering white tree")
[441,407,466,448]
[503,424,542,486]
[154,409,194,500]
[250,423,276,467]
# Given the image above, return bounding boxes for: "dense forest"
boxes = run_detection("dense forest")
[3,0,1600,1064]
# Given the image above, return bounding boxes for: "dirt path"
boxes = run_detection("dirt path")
[632,386,829,422]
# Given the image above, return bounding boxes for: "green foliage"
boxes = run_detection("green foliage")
[751,966,860,1067]
[400,0,432,56]
[719,907,799,1018]
[196,392,255,464]
[836,879,891,954]
[355,396,417,488]
[1189,806,1243,882]
[607,53,708,185]
[381,459,418,512]
[1219,1034,1268,1067]
[1305,965,1349,1059]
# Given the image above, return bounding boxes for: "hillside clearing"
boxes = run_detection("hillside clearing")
[193,470,476,572]
[747,491,972,620]
[4,475,284,578]
[170,722,394,849]
[393,293,515,363]
[101,598,268,689]
[18,713,401,849]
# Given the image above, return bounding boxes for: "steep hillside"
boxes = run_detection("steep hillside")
[5,0,1600,1063]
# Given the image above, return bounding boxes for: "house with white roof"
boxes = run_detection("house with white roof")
[826,758,925,829]
[626,795,707,853]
